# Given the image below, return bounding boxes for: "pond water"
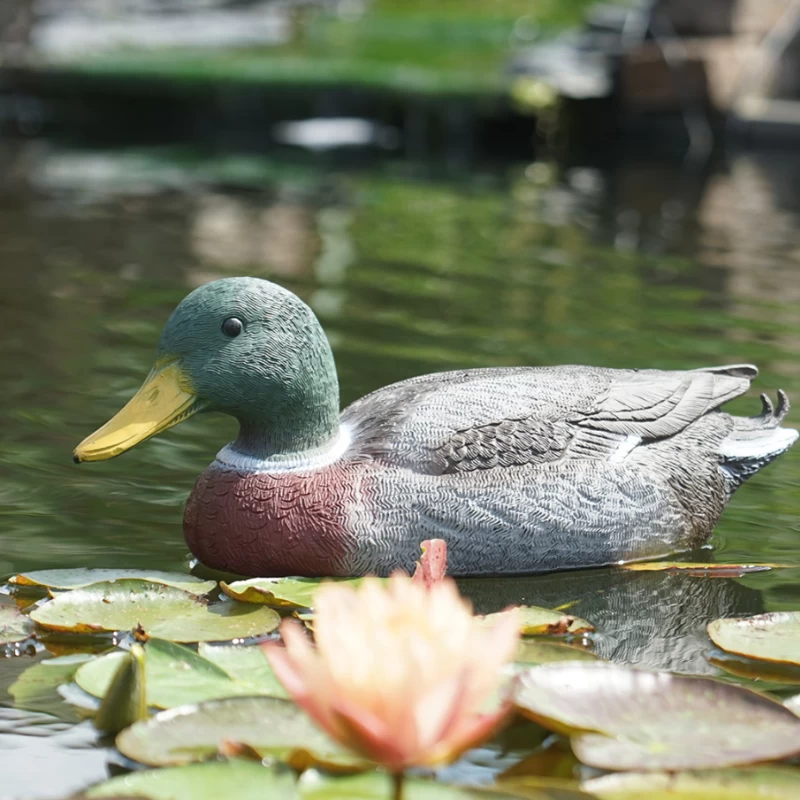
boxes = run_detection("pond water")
[2,140,800,795]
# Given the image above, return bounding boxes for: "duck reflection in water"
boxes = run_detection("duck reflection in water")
[459,566,765,675]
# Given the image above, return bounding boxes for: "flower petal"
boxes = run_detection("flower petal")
[412,539,448,588]
[262,641,309,701]
[332,694,411,771]
[266,572,518,772]
[424,703,515,767]
[263,621,345,743]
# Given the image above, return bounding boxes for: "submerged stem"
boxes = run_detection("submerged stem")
[391,771,405,800]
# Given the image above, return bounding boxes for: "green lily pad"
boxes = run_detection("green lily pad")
[75,638,286,709]
[29,580,279,642]
[115,695,360,769]
[298,772,587,799]
[94,643,147,735]
[621,563,790,577]
[85,762,570,800]
[85,760,296,800]
[709,653,800,687]
[708,613,800,666]
[513,663,800,771]
[583,767,800,799]
[514,639,601,666]
[9,569,216,595]
[0,604,35,644]
[198,642,288,698]
[220,577,361,609]
[8,653,93,719]
[483,607,593,637]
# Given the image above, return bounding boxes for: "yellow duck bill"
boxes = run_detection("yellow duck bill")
[73,361,203,462]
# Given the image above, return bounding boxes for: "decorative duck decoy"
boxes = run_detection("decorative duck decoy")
[74,277,798,577]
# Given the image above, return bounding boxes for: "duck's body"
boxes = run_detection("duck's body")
[184,363,796,577]
[75,278,798,577]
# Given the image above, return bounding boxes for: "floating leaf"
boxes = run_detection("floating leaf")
[220,577,361,609]
[514,639,601,667]
[294,610,315,632]
[85,762,559,800]
[708,613,800,666]
[498,740,580,784]
[583,766,800,799]
[77,646,222,708]
[85,760,296,800]
[30,580,279,642]
[483,607,593,637]
[0,604,34,644]
[621,562,789,577]
[10,569,216,595]
[298,771,585,799]
[514,663,800,770]
[75,638,286,709]
[115,695,361,770]
[709,653,800,687]
[9,653,93,719]
[94,643,147,735]
[198,642,288,698]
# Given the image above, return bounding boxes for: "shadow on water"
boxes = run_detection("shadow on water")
[2,138,800,793]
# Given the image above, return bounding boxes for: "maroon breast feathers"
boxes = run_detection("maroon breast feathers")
[183,463,358,577]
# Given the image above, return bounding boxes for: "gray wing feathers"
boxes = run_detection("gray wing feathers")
[345,364,756,472]
[432,417,572,474]
[577,368,752,439]
[691,363,758,379]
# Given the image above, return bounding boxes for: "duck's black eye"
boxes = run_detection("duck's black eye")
[221,317,243,338]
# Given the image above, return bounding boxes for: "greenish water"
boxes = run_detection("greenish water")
[2,142,800,794]
[51,1,598,94]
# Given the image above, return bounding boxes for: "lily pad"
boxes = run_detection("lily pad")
[621,563,789,577]
[85,760,296,800]
[294,610,315,632]
[94,643,147,734]
[483,607,593,637]
[513,663,800,771]
[220,577,361,609]
[115,695,360,769]
[514,640,601,666]
[583,767,800,799]
[85,762,564,800]
[0,604,34,644]
[9,653,93,718]
[9,569,216,595]
[30,580,279,642]
[75,638,286,709]
[498,743,581,786]
[709,653,800,687]
[298,772,586,799]
[708,613,800,666]
[198,642,288,698]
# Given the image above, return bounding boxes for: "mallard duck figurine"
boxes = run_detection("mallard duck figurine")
[74,277,798,577]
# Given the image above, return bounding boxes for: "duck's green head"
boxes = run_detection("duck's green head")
[73,277,340,462]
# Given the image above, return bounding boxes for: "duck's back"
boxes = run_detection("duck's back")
[341,364,797,576]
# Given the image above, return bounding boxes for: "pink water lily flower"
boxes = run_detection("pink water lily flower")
[263,573,519,772]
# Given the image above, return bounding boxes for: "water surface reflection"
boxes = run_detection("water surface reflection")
[1,144,800,764]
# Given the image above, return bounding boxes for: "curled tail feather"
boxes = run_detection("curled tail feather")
[719,389,798,493]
